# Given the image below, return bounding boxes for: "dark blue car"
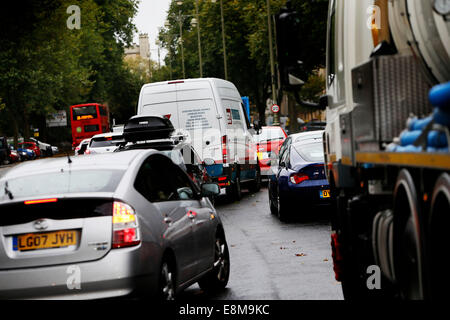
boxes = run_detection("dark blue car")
[268,131,330,221]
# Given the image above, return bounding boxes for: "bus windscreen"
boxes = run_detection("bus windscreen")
[72,105,98,121]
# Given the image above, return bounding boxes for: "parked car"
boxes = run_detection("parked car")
[29,137,58,156]
[254,126,287,177]
[0,150,230,300]
[0,136,10,165]
[74,138,91,156]
[18,142,41,158]
[86,132,124,155]
[16,146,36,160]
[268,132,330,221]
[8,146,21,163]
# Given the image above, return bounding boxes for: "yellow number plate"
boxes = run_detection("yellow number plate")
[320,190,331,199]
[13,230,78,251]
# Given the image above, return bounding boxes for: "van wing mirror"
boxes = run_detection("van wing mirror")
[203,158,215,166]
[319,95,329,110]
[253,120,262,134]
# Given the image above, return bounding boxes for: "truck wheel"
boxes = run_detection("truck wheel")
[226,172,242,201]
[393,169,425,300]
[429,173,450,300]
[248,166,261,193]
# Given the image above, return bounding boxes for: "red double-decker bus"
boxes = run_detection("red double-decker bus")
[70,103,110,148]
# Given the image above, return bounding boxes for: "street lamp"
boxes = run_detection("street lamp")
[192,0,203,77]
[164,19,173,79]
[266,0,279,126]
[211,0,228,80]
[155,38,161,69]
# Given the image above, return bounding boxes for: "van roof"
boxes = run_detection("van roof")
[141,78,242,101]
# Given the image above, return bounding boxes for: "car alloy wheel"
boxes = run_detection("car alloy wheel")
[159,261,175,300]
[214,238,230,284]
[198,235,230,292]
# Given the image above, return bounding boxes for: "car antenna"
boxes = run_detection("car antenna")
[66,152,72,164]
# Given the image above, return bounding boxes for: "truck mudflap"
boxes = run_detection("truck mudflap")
[331,232,344,282]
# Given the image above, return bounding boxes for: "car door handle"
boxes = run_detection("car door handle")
[164,217,173,224]
[187,210,197,219]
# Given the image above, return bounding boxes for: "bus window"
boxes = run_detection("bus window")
[72,105,98,121]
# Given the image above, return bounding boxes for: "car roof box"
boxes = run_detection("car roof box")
[123,115,175,142]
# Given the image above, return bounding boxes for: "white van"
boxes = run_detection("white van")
[137,78,261,200]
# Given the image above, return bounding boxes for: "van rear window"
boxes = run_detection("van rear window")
[231,109,241,120]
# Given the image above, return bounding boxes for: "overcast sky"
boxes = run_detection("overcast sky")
[132,0,171,64]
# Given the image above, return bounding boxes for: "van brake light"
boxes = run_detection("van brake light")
[222,135,228,164]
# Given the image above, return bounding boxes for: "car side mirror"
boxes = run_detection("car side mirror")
[201,183,220,197]
[203,158,215,166]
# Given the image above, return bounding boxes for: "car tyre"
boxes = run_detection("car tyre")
[277,194,291,222]
[269,186,278,215]
[198,234,230,293]
[157,259,176,301]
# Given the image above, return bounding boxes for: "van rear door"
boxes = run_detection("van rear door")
[138,83,179,126]
[175,81,222,160]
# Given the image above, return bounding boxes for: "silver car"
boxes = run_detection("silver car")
[0,150,230,299]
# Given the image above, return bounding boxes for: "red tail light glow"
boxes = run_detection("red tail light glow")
[25,198,58,205]
[290,173,309,185]
[112,201,140,249]
[222,135,228,164]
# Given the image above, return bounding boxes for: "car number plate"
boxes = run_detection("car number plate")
[13,230,78,251]
[320,190,331,199]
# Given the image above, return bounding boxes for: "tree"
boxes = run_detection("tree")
[0,0,139,144]
[156,0,328,125]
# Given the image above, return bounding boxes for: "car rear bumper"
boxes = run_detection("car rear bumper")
[281,182,332,207]
[0,245,157,300]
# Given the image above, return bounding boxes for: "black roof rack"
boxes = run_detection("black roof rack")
[123,115,175,143]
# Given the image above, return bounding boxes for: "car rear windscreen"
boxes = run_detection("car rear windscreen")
[90,136,124,148]
[255,128,285,142]
[0,169,124,201]
[292,142,324,163]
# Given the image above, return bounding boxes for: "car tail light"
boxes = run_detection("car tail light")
[222,135,228,164]
[112,201,140,249]
[25,198,58,205]
[85,149,91,155]
[290,173,309,184]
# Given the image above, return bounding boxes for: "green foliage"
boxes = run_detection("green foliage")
[154,0,328,124]
[0,0,138,142]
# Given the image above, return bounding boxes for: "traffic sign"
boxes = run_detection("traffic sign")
[271,104,280,113]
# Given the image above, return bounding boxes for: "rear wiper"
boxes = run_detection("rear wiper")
[4,181,13,200]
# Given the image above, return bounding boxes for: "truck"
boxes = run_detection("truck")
[319,0,450,300]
